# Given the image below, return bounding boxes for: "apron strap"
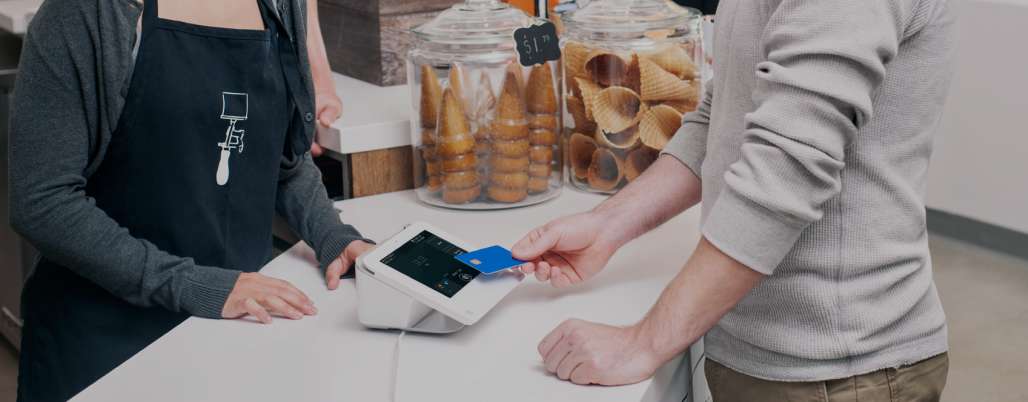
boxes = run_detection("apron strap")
[140,0,160,38]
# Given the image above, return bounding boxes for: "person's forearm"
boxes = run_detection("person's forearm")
[592,155,702,247]
[306,0,334,94]
[633,237,764,362]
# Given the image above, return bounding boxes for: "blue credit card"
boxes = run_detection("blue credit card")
[455,245,526,275]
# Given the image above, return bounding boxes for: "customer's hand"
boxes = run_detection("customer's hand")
[512,212,621,288]
[312,90,343,157]
[538,319,661,385]
[222,272,316,324]
[325,240,375,290]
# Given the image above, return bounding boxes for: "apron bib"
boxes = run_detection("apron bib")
[18,1,292,400]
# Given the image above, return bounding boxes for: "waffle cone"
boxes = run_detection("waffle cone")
[563,41,591,80]
[624,147,659,182]
[587,148,624,192]
[658,83,701,113]
[585,51,629,87]
[496,69,527,122]
[596,126,640,150]
[526,64,558,114]
[566,96,596,133]
[574,78,601,121]
[624,54,642,93]
[639,104,683,150]
[473,71,496,122]
[640,45,698,80]
[639,57,695,102]
[592,86,645,134]
[437,88,471,139]
[568,132,597,180]
[419,65,443,128]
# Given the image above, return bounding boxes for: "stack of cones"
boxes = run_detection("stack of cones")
[487,67,531,203]
[419,65,443,192]
[525,64,559,194]
[437,87,480,204]
[560,40,702,192]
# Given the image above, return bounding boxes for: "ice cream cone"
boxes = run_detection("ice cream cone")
[658,82,701,113]
[487,186,527,203]
[624,54,642,93]
[528,163,551,178]
[441,153,478,173]
[596,126,640,150]
[443,170,479,190]
[492,139,530,158]
[506,62,525,91]
[640,45,698,80]
[563,41,591,80]
[592,86,645,134]
[427,174,442,192]
[587,148,624,192]
[575,77,602,121]
[569,132,597,180]
[474,71,496,122]
[491,121,529,141]
[448,63,468,111]
[419,65,443,129]
[443,185,481,204]
[529,114,559,131]
[566,96,596,133]
[639,57,696,102]
[529,145,554,164]
[496,69,527,123]
[420,128,436,146]
[528,176,549,194]
[489,172,529,189]
[624,147,659,182]
[529,129,558,146]
[438,88,471,139]
[526,64,558,114]
[585,51,629,87]
[639,104,683,150]
[490,155,530,173]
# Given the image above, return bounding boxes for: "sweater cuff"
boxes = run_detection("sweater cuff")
[316,224,375,270]
[660,124,706,177]
[701,188,808,275]
[181,266,241,319]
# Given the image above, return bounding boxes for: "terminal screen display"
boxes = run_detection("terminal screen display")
[381,231,479,298]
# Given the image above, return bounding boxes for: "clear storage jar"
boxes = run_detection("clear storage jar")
[408,0,564,209]
[561,0,703,194]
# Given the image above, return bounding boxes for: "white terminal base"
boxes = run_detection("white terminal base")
[356,262,465,334]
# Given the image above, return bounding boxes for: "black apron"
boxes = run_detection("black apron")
[18,1,295,400]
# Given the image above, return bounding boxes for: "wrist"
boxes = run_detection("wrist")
[630,317,684,364]
[589,204,636,249]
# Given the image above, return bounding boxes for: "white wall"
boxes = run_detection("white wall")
[927,0,1028,233]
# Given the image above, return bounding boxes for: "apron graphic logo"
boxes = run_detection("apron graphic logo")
[216,92,248,186]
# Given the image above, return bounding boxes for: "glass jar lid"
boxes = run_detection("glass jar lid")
[563,0,700,35]
[413,0,537,46]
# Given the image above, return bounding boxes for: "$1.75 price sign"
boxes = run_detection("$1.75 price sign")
[514,22,561,67]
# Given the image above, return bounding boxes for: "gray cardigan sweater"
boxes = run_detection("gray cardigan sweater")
[662,0,952,381]
[9,0,367,319]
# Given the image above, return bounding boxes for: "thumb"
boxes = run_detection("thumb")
[512,223,563,260]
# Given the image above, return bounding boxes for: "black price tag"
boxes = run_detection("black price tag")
[514,22,561,67]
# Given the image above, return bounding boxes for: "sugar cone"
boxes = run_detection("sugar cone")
[437,88,471,139]
[496,69,527,123]
[492,121,529,141]
[639,57,695,102]
[563,41,591,80]
[529,114,559,131]
[448,63,468,111]
[526,64,558,114]
[624,147,659,182]
[487,186,527,203]
[639,104,683,150]
[419,65,443,128]
[505,62,525,91]
[528,176,549,194]
[587,148,624,192]
[569,132,597,180]
[443,185,481,204]
[592,86,645,134]
[566,96,596,133]
[575,77,602,120]
[474,71,496,122]
[585,51,629,87]
[640,45,698,80]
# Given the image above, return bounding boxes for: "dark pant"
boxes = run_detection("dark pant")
[705,353,949,402]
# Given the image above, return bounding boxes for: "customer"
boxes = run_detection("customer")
[513,0,954,400]
[9,0,372,400]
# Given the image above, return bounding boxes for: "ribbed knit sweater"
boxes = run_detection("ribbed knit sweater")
[662,0,954,381]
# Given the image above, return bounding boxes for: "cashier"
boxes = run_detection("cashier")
[514,0,952,401]
[8,0,373,400]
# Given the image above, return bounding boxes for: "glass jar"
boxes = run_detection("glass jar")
[560,0,703,194]
[408,0,564,209]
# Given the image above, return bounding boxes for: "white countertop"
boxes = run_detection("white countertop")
[0,0,40,34]
[317,73,413,155]
[72,189,708,402]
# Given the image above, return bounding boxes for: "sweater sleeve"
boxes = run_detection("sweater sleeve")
[700,0,934,275]
[661,77,714,177]
[9,2,239,319]
[276,152,372,270]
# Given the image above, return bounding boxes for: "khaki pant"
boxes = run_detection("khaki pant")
[705,353,949,402]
